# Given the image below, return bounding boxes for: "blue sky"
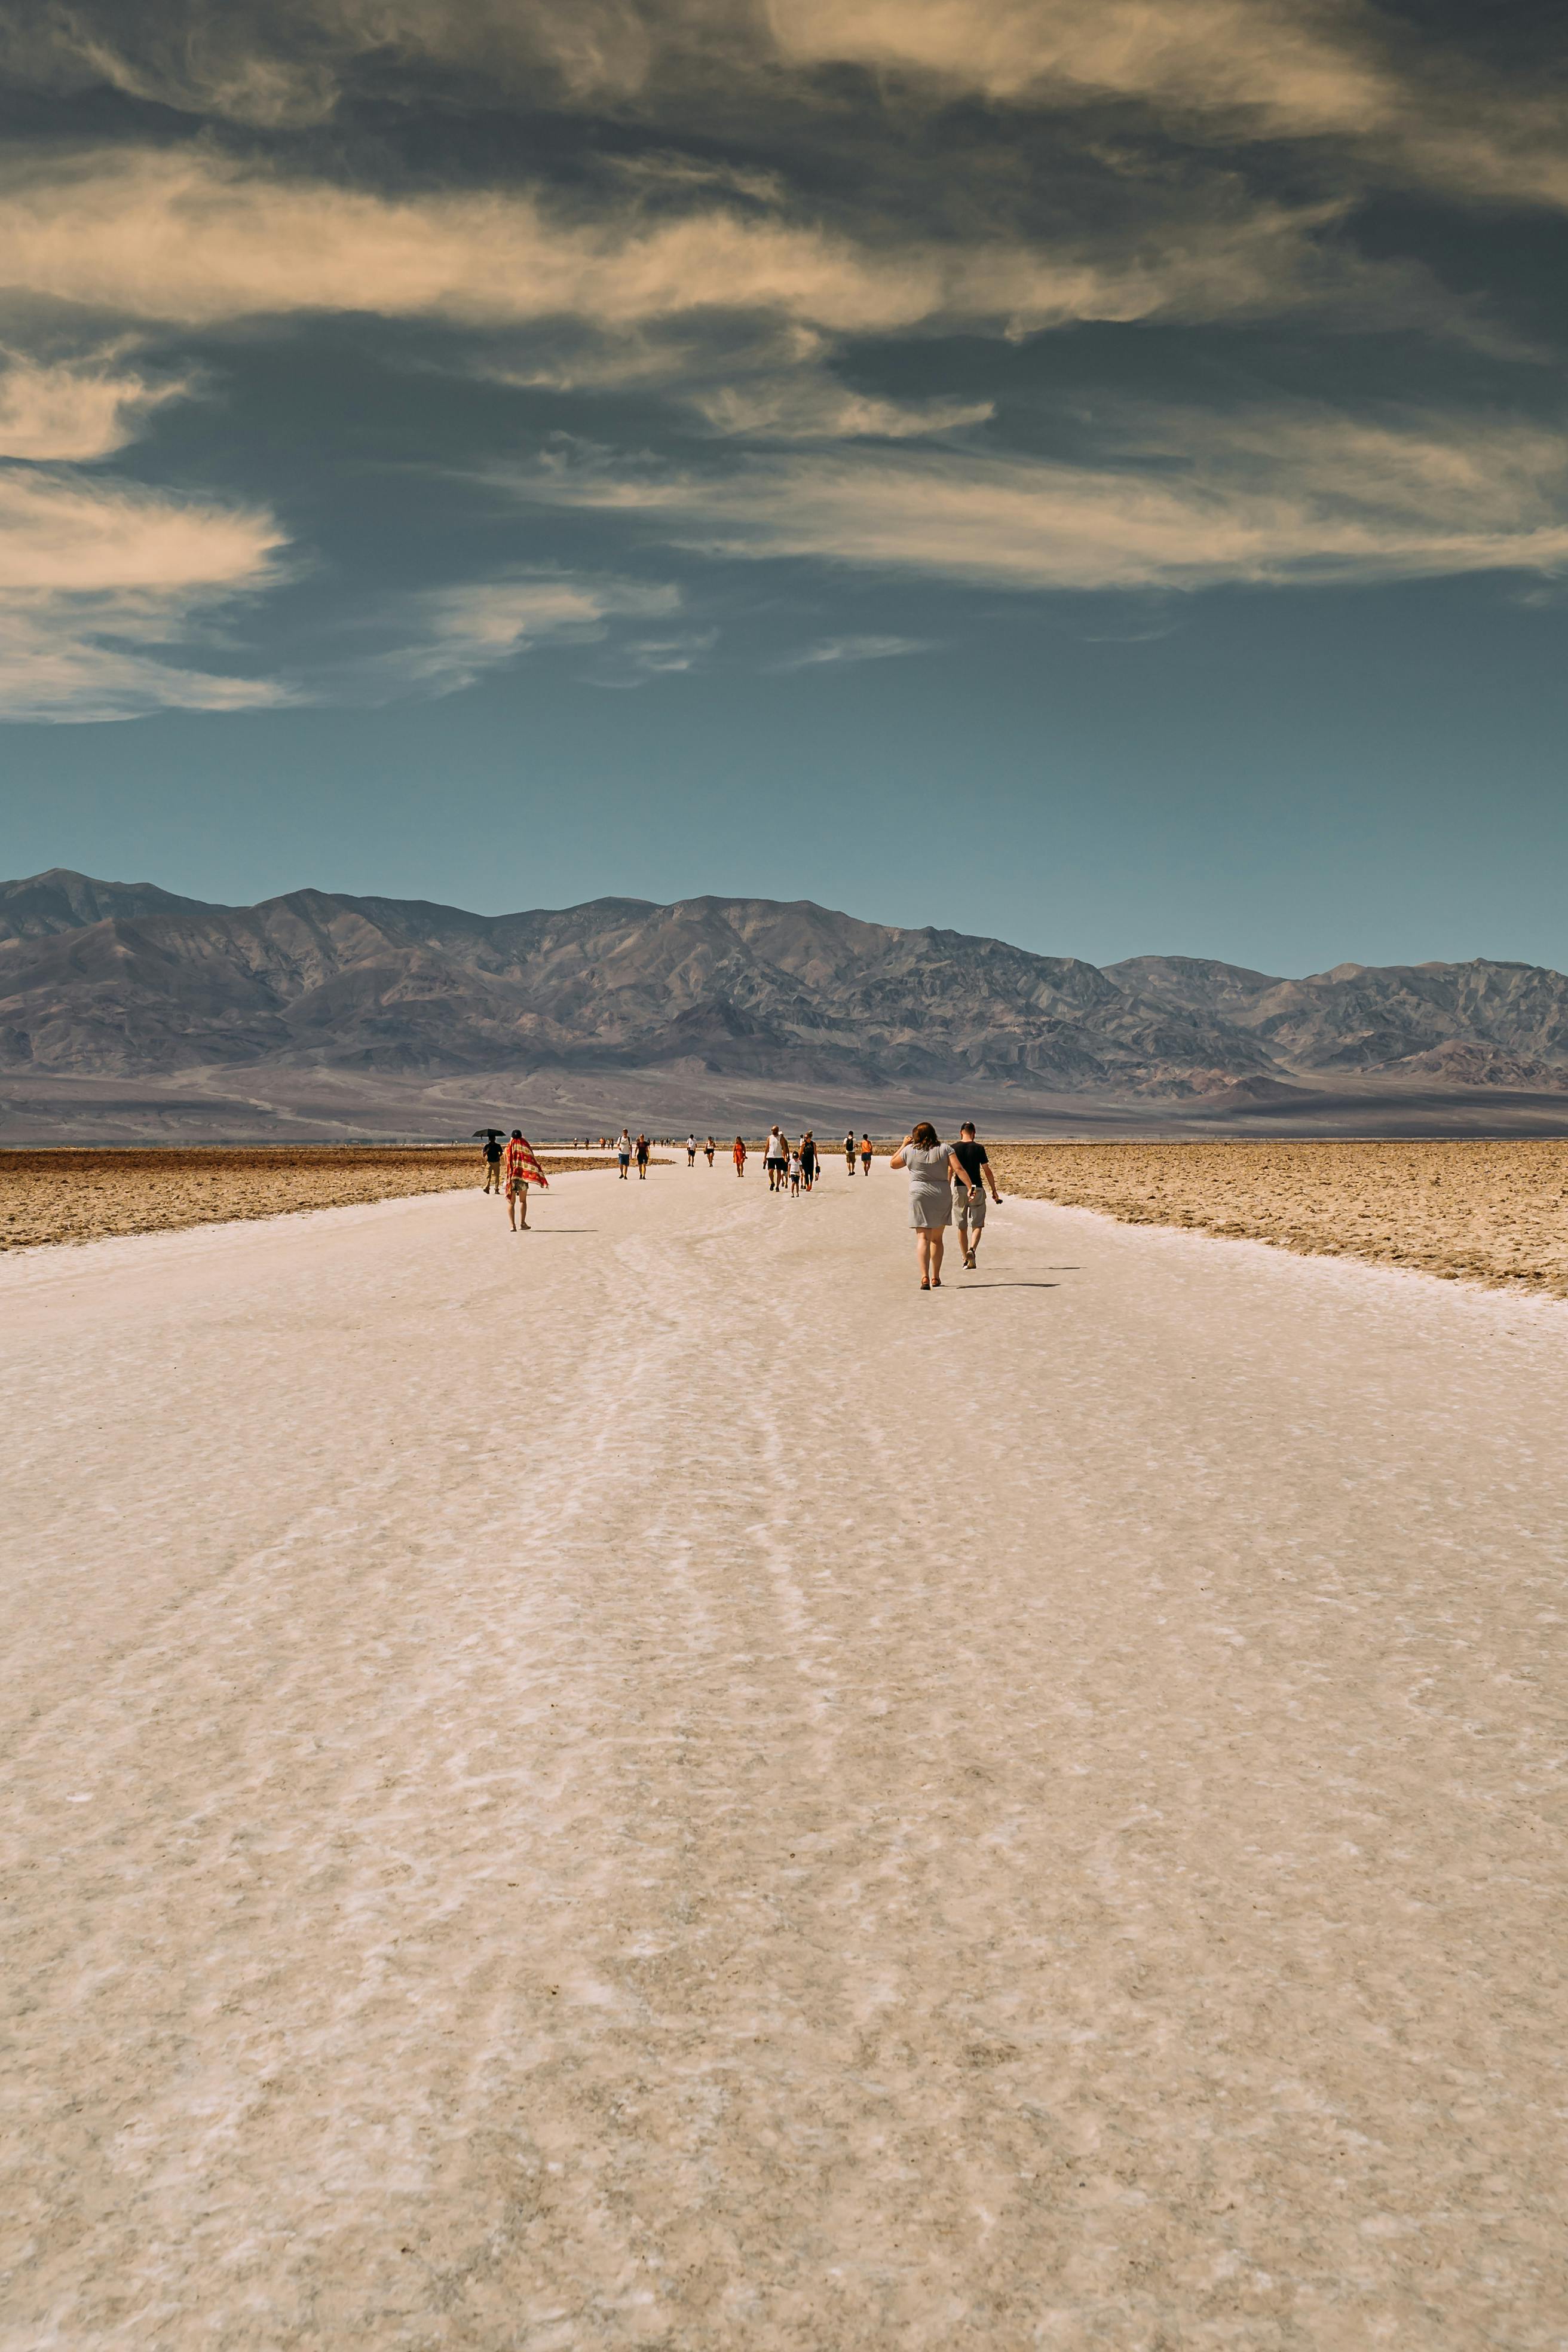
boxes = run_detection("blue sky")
[1,0,1566,974]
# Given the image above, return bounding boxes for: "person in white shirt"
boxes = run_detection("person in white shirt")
[686,1134,697,1165]
[617,1129,632,1179]
[764,1126,787,1192]
[787,1147,802,1195]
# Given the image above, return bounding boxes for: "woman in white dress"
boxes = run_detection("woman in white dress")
[889,1122,975,1289]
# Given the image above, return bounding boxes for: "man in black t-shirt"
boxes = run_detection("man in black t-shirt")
[951,1122,1002,1269]
[476,1129,505,1194]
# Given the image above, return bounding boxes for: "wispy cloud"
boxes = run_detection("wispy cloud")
[772,634,933,669]
[0,354,190,461]
[339,574,686,699]
[688,377,993,441]
[769,0,1386,130]
[11,0,1566,216]
[506,408,1568,593]
[0,148,1419,341]
[583,626,719,687]
[0,467,290,720]
[768,0,1568,213]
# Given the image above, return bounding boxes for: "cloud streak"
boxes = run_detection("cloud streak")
[0,355,189,461]
[344,574,685,699]
[0,467,290,720]
[0,148,1412,341]
[509,409,1568,593]
[8,0,1566,216]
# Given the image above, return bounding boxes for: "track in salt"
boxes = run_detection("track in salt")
[3,1163,1566,2350]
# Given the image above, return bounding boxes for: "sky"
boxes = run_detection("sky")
[1,0,1566,976]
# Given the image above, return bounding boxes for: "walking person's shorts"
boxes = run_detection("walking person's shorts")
[953,1184,986,1227]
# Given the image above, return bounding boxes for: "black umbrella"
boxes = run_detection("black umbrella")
[473,1128,507,1143]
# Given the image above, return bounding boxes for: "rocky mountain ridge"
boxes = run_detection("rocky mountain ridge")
[4,869,1567,1102]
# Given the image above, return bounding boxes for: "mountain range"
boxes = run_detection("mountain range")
[4,869,1567,1140]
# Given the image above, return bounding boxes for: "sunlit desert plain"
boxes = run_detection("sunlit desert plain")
[990,1138,1568,1298]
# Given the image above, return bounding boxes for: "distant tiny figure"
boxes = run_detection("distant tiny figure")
[733,1135,747,1177]
[476,1128,504,1193]
[800,1131,817,1191]
[764,1125,787,1192]
[504,1131,548,1231]
[617,1128,632,1180]
[687,1134,698,1166]
[951,1121,1002,1269]
[635,1132,651,1180]
[890,1122,971,1289]
[844,1130,856,1173]
[860,1134,873,1175]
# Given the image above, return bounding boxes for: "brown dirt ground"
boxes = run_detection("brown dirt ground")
[988,1138,1568,1299]
[0,1148,615,1252]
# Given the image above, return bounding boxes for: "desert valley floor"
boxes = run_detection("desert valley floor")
[4,1162,1566,2348]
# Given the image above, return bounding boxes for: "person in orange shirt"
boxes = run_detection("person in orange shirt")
[733,1135,747,1177]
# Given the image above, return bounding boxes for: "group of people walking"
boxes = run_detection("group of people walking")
[615,1131,653,1180]
[736,1128,874,1189]
[758,1127,817,1193]
[481,1117,1003,1287]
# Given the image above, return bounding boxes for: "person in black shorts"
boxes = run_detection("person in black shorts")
[950,1122,1002,1269]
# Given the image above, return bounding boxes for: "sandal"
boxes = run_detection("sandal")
[920,1278,930,1290]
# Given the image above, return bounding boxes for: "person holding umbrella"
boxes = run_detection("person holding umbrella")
[475,1129,506,1194]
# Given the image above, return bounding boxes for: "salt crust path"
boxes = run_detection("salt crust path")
[3,1166,1566,2351]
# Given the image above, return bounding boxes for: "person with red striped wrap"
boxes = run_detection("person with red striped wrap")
[503,1131,548,1231]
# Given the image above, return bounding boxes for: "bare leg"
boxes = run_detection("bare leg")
[916,1229,933,1284]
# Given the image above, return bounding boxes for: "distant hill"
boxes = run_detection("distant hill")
[1107,953,1568,1086]
[2,871,1566,1136]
